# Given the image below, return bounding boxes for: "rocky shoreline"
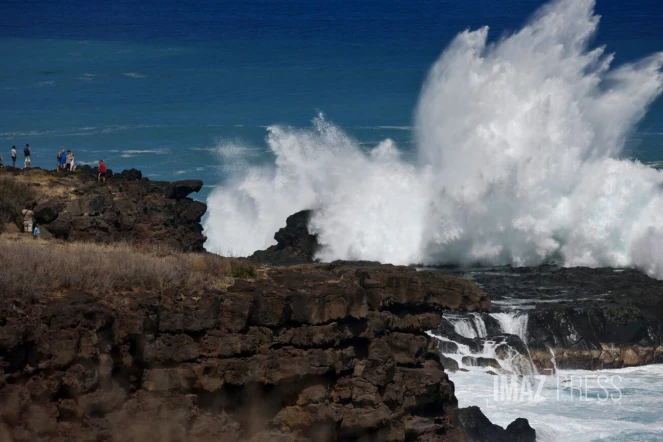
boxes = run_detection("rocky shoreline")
[461,265,663,372]
[248,208,663,373]
[0,170,536,441]
[5,166,662,439]
[1,166,206,251]
[0,255,532,441]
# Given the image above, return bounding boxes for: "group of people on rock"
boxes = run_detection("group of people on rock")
[56,149,75,172]
[10,155,107,239]
[1,143,110,240]
[2,144,108,184]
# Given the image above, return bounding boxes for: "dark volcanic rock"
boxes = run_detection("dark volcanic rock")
[448,265,663,370]
[33,199,61,223]
[116,168,142,181]
[165,179,203,200]
[458,406,535,442]
[506,418,537,442]
[76,164,114,180]
[249,210,319,265]
[0,264,492,441]
[44,211,73,239]
[4,168,207,251]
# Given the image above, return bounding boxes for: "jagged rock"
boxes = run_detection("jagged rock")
[44,211,72,239]
[1,168,206,251]
[76,164,113,180]
[458,406,535,442]
[461,356,501,370]
[65,199,83,216]
[622,347,641,366]
[116,168,142,181]
[454,265,663,370]
[249,210,319,265]
[165,179,203,200]
[506,418,536,442]
[81,190,114,216]
[0,264,492,441]
[439,354,460,371]
[33,199,60,223]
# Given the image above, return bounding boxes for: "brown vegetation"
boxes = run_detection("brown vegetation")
[0,235,256,296]
[0,175,36,233]
[8,168,80,200]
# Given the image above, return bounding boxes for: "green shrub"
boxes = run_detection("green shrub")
[229,259,257,278]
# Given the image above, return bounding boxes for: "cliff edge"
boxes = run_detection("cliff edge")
[0,167,206,251]
[0,263,494,441]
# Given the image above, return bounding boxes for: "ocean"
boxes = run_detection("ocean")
[3,1,663,440]
[2,0,662,196]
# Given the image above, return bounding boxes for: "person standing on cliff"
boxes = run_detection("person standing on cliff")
[11,146,17,167]
[23,144,31,169]
[21,205,34,233]
[58,149,67,172]
[98,159,107,184]
[66,150,74,171]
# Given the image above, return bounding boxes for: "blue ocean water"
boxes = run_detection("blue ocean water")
[3,2,663,440]
[1,0,662,202]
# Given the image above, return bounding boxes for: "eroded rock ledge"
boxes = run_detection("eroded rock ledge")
[0,264,493,441]
[3,166,206,251]
[463,266,663,371]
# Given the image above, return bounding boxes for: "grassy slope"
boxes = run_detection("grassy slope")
[0,233,256,296]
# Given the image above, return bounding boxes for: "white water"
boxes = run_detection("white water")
[204,0,663,278]
[432,312,537,375]
[434,308,663,440]
[450,365,663,441]
[449,313,488,339]
[490,312,529,342]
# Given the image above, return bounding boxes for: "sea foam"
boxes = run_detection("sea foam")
[204,0,663,277]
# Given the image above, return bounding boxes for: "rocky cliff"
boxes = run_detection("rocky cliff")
[1,167,206,251]
[443,265,663,372]
[251,211,663,372]
[0,264,497,441]
[248,210,319,266]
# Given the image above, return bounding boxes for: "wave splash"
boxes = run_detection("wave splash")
[204,0,663,276]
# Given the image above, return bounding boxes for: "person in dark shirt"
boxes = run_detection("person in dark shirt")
[23,144,31,168]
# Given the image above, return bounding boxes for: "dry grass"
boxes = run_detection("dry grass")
[0,176,36,233]
[10,170,80,200]
[0,235,257,296]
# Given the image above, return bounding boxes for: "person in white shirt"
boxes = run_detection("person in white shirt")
[21,206,34,233]
[66,150,75,171]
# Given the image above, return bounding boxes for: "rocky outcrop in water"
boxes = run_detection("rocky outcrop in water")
[0,264,495,441]
[457,407,535,442]
[249,210,319,265]
[2,167,206,251]
[442,265,663,371]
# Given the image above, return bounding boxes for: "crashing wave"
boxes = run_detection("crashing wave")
[204,0,663,277]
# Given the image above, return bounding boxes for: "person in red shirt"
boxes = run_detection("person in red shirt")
[98,160,107,184]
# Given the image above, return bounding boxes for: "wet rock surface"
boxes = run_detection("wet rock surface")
[443,265,663,370]
[457,407,536,442]
[0,264,492,441]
